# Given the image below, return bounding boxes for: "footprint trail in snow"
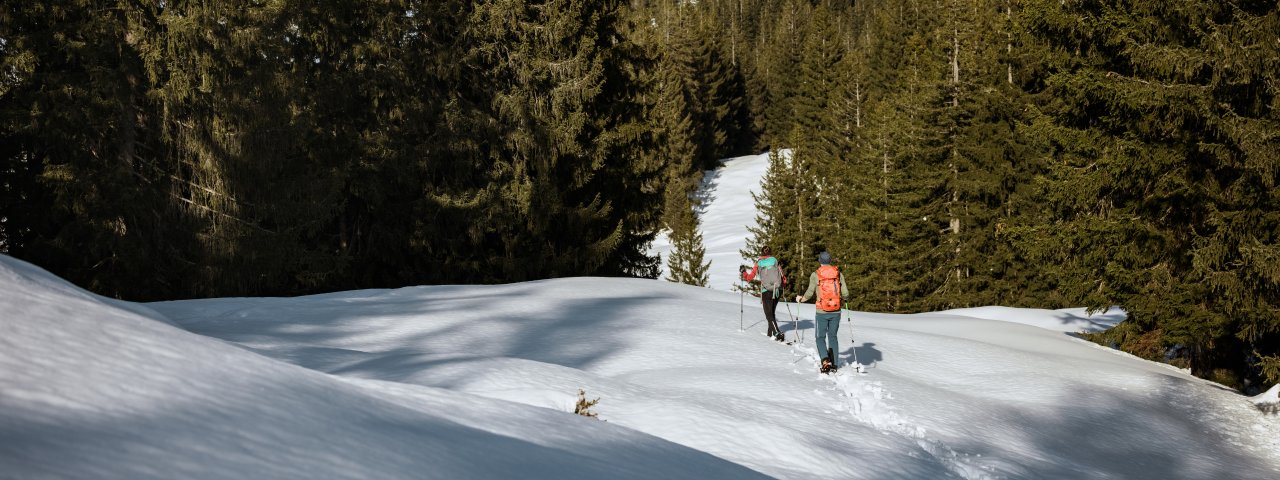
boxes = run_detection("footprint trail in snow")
[789,337,1004,480]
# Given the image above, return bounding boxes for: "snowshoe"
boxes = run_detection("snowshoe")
[820,358,833,374]
[774,334,786,343]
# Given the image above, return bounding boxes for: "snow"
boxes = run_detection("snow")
[3,151,1280,479]
[1256,385,1280,413]
[651,151,777,291]
[0,258,765,480]
[938,306,1126,334]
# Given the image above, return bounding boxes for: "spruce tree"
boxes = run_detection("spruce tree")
[0,0,187,300]
[654,34,702,221]
[855,1,955,313]
[665,203,711,287]
[756,0,808,146]
[745,148,810,286]
[922,0,1045,309]
[462,0,658,282]
[141,1,364,296]
[579,0,668,280]
[789,5,847,276]
[1022,0,1280,389]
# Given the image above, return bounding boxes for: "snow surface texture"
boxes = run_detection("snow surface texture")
[3,152,1279,479]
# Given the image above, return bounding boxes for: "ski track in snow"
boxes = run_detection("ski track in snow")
[684,152,998,478]
[778,327,1000,480]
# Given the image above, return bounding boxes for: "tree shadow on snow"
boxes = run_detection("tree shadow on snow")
[942,376,1280,480]
[1049,307,1126,332]
[779,318,811,335]
[155,283,669,390]
[691,168,722,216]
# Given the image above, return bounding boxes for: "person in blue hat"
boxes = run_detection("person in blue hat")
[796,251,848,373]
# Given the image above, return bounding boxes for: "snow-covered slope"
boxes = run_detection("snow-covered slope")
[0,256,766,480]
[4,254,1279,479]
[651,151,776,291]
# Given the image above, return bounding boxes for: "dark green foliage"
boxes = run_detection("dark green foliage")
[1020,0,1280,389]
[755,0,808,146]
[746,0,1047,313]
[744,149,805,277]
[653,25,709,288]
[664,202,710,287]
[2,0,677,298]
[457,0,635,281]
[1,1,193,299]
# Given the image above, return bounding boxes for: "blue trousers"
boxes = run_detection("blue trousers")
[815,310,840,361]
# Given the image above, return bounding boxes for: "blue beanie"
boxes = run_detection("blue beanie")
[818,251,831,265]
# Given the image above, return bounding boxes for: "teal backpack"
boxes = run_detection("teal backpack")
[757,257,784,293]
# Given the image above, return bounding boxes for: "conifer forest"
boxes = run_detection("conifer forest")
[2,1,1278,391]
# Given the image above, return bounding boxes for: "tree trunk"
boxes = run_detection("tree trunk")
[1006,1,1014,85]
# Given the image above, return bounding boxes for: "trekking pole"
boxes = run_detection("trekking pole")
[848,313,865,374]
[787,296,803,345]
[738,274,744,332]
[783,295,799,344]
[799,296,805,344]
[851,343,862,373]
[849,314,854,345]
[850,318,859,368]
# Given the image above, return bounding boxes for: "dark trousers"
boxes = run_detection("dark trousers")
[762,291,781,336]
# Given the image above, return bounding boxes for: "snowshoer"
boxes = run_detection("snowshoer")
[741,246,788,342]
[796,251,848,373]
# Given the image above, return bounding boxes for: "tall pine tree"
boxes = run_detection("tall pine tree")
[1022,0,1280,390]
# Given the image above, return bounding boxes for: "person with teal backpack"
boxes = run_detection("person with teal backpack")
[741,246,788,342]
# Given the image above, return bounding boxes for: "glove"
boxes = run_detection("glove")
[795,295,803,303]
[739,265,747,273]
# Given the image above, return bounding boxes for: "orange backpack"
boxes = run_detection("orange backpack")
[816,265,841,312]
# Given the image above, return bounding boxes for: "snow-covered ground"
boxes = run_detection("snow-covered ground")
[3,151,1279,479]
[651,151,777,291]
